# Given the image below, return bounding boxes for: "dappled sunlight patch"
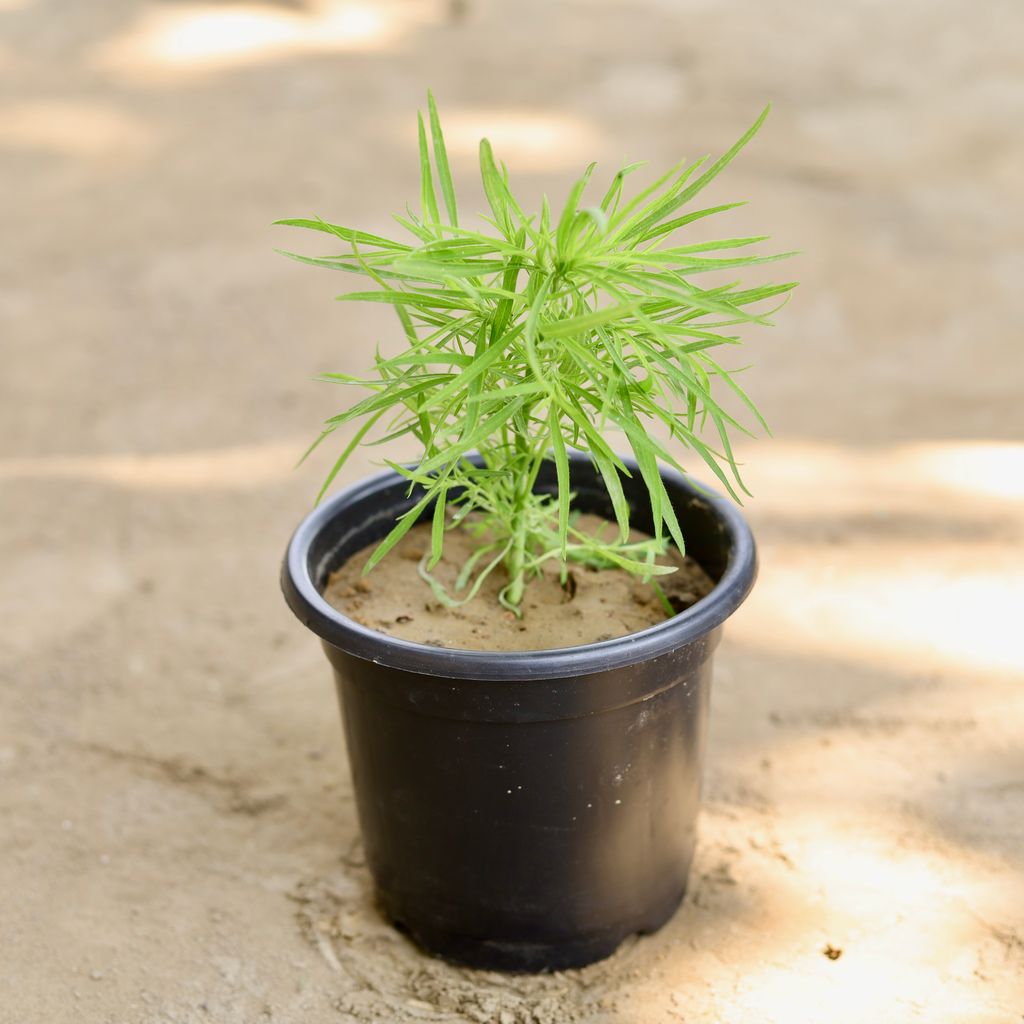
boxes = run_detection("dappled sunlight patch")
[796,834,947,914]
[723,438,1023,674]
[736,558,1023,676]
[909,442,1024,501]
[438,109,604,171]
[696,819,1022,1024]
[91,0,437,77]
[0,442,308,491]
[0,100,154,159]
[734,439,1024,513]
[662,800,1024,1023]
[727,937,987,1024]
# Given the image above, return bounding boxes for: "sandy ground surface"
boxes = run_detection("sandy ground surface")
[2,0,1023,1021]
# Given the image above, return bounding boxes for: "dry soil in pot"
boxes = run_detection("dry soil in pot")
[323,513,714,652]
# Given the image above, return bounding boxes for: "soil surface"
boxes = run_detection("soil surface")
[3,1,1024,1022]
[323,515,715,651]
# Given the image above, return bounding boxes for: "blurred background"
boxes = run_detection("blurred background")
[1,1,1022,1021]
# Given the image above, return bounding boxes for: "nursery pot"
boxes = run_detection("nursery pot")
[281,452,756,972]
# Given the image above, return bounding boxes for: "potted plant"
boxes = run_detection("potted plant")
[279,94,795,972]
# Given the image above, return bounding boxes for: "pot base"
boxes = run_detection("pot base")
[378,884,687,972]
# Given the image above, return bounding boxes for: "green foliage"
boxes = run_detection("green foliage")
[277,93,796,613]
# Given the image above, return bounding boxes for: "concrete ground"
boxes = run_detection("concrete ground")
[2,0,1023,1021]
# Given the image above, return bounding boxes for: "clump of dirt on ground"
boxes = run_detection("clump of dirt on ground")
[323,513,715,652]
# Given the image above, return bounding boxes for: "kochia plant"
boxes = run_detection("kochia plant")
[277,95,795,615]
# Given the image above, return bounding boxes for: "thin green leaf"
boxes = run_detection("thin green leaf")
[539,300,638,339]
[273,217,410,251]
[365,493,434,573]
[427,91,458,227]
[314,411,384,504]
[417,112,440,228]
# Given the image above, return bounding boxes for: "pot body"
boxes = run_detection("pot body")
[322,629,717,971]
[282,453,756,971]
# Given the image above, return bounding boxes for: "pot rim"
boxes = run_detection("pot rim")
[281,455,757,680]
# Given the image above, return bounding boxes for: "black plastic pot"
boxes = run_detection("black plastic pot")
[282,453,756,972]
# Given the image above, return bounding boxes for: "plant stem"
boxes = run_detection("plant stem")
[505,512,528,611]
[502,437,544,613]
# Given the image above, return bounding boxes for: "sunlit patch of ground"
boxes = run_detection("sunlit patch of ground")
[91,0,443,78]
[0,442,301,491]
[743,440,1024,509]
[437,109,604,170]
[727,440,1024,677]
[739,558,1023,676]
[909,442,1024,501]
